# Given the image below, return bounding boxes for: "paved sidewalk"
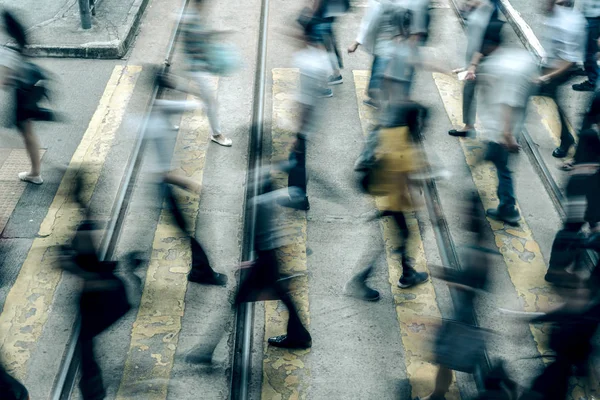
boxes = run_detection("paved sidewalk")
[0,0,150,58]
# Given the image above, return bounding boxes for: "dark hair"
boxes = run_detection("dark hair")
[2,10,27,51]
[481,19,504,52]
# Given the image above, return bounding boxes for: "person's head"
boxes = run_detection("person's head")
[481,19,504,56]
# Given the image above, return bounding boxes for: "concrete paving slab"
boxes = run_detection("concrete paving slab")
[1,0,150,58]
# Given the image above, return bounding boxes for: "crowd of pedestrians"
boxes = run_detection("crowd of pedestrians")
[2,0,600,399]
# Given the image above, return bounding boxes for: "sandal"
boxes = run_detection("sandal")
[211,135,233,147]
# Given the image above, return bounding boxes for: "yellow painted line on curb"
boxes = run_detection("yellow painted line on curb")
[353,70,460,400]
[116,81,217,399]
[261,68,310,400]
[0,65,141,380]
[530,96,577,150]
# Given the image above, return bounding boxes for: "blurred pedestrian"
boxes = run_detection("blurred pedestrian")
[57,174,131,400]
[180,0,237,147]
[1,11,55,184]
[546,97,600,287]
[147,71,229,286]
[537,0,586,158]
[236,170,312,349]
[278,22,333,211]
[572,0,600,92]
[421,194,495,400]
[477,25,537,226]
[309,0,350,86]
[447,0,497,138]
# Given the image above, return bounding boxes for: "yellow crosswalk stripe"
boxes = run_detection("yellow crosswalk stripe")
[261,68,311,400]
[353,70,460,400]
[0,65,141,380]
[116,81,217,399]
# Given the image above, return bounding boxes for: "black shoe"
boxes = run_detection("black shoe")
[448,129,474,137]
[572,80,595,92]
[552,146,570,158]
[398,271,429,288]
[486,207,520,226]
[344,279,380,301]
[328,74,343,85]
[188,271,228,286]
[268,334,312,349]
[278,195,310,211]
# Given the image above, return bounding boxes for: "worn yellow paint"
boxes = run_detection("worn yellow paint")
[116,81,217,399]
[261,68,310,400]
[430,73,599,396]
[0,65,141,380]
[353,70,460,399]
[530,96,577,154]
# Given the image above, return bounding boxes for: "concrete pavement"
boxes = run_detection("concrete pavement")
[0,0,150,58]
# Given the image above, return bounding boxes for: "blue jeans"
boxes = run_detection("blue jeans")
[368,55,389,98]
[485,142,515,211]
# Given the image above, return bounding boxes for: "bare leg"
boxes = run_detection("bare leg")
[21,121,41,176]
[421,366,453,400]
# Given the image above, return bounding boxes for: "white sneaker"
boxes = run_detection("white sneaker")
[18,172,43,185]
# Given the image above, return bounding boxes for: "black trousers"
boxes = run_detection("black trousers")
[287,135,307,199]
[163,183,215,276]
[0,365,28,400]
[236,249,310,340]
[538,71,575,150]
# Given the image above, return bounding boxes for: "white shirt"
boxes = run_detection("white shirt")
[478,48,538,143]
[542,5,586,68]
[293,46,332,105]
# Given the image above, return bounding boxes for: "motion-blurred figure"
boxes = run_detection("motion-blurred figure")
[308,0,350,86]
[423,194,502,400]
[57,174,131,400]
[148,71,229,286]
[447,0,497,138]
[179,0,238,147]
[571,0,600,92]
[278,21,333,211]
[236,170,312,349]
[537,0,586,158]
[476,25,537,226]
[520,290,600,400]
[546,97,600,287]
[1,10,55,184]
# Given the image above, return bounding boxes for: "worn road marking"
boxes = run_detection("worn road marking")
[0,149,46,234]
[431,72,600,400]
[115,81,217,399]
[261,68,311,400]
[354,70,460,400]
[0,65,141,380]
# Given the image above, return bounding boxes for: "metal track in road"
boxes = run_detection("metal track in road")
[50,1,191,398]
[230,0,270,397]
[422,173,492,392]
